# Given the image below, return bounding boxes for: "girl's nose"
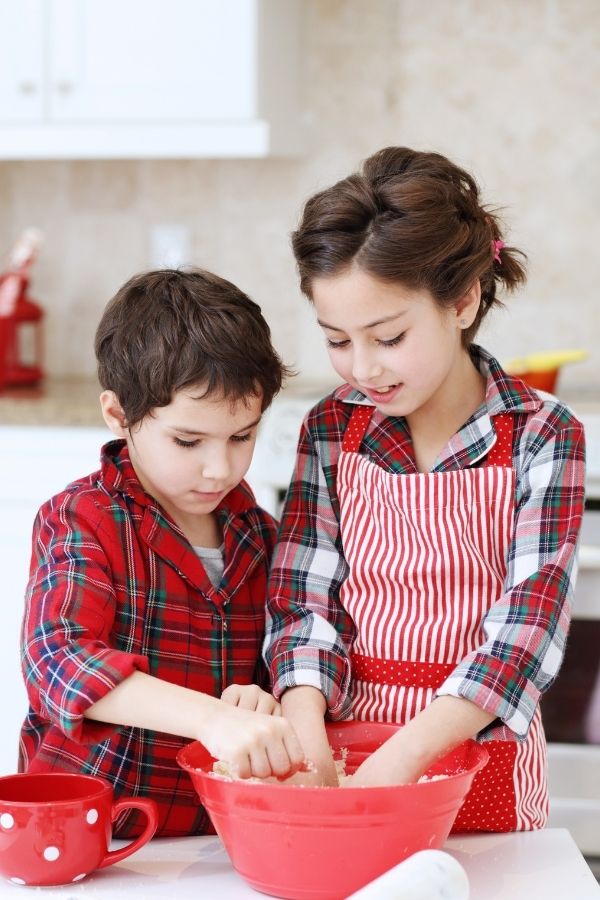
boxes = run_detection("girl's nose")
[352,351,383,385]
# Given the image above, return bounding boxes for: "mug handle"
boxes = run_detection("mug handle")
[98,796,159,868]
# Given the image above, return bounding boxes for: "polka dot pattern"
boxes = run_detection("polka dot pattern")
[341,405,374,453]
[452,740,518,833]
[86,808,98,825]
[43,846,60,862]
[486,414,513,467]
[352,653,454,688]
[0,813,15,830]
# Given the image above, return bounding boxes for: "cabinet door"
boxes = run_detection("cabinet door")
[48,0,256,122]
[0,0,44,122]
[0,426,111,776]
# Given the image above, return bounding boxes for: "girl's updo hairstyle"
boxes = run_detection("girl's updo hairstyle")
[291,147,527,344]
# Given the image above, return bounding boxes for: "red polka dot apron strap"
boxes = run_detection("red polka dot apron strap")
[487,414,514,466]
[341,405,375,452]
[351,654,455,688]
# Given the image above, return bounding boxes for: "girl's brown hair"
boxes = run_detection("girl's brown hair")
[95,268,291,427]
[291,147,526,344]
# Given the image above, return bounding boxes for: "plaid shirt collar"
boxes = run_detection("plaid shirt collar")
[332,345,543,471]
[97,440,263,597]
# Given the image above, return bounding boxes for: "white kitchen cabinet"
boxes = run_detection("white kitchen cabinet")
[0,0,306,159]
[0,425,111,776]
[0,2,44,122]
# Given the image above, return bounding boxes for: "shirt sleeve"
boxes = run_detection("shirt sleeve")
[21,491,149,745]
[436,415,586,740]
[263,417,356,718]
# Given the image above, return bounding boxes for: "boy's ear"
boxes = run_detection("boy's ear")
[100,391,128,438]
[454,281,482,328]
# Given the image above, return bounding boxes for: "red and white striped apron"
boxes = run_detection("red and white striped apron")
[337,405,547,832]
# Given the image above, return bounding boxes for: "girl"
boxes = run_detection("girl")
[263,147,586,832]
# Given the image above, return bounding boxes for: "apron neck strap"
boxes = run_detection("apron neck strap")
[342,405,375,452]
[486,413,514,466]
[342,405,514,466]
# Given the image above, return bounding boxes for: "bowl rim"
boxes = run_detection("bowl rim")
[176,738,489,794]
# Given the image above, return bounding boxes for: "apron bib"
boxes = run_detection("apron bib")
[337,405,547,832]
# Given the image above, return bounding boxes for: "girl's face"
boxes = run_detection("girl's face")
[311,267,472,421]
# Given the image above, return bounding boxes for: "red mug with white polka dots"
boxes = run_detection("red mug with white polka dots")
[0,772,158,886]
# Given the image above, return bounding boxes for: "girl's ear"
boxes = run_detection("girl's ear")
[454,281,482,329]
[100,391,128,438]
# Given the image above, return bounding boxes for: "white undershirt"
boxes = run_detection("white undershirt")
[193,544,225,589]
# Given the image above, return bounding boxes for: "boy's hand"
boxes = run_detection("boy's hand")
[199,702,305,781]
[220,683,281,716]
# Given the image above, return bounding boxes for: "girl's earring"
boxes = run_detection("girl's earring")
[459,318,468,328]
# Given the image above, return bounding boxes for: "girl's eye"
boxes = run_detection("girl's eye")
[174,437,199,449]
[231,433,252,443]
[326,338,350,349]
[378,333,405,347]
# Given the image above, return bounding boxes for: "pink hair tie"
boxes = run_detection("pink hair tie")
[492,239,505,263]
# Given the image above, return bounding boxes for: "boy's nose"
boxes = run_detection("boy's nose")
[200,452,230,483]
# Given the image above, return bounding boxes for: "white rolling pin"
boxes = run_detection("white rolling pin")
[346,849,469,900]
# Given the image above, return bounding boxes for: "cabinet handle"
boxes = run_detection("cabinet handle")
[55,81,74,95]
[18,82,37,95]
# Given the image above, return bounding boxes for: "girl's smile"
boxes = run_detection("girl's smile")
[360,383,403,404]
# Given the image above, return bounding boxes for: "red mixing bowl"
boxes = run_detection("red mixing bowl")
[177,720,488,900]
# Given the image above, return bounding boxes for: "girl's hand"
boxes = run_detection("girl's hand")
[343,742,423,787]
[198,701,305,780]
[280,685,339,786]
[220,683,281,716]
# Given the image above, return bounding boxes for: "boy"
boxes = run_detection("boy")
[20,268,304,837]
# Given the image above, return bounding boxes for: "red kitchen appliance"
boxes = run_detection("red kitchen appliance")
[0,229,45,391]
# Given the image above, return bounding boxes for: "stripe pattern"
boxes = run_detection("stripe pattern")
[337,408,547,831]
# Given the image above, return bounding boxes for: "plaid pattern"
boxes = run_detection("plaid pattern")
[264,346,586,738]
[21,440,277,837]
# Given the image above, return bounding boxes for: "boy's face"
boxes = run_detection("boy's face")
[101,385,262,526]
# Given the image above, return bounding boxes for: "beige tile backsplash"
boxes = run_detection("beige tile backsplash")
[1,0,598,390]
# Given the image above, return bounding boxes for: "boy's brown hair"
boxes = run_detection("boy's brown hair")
[95,268,290,427]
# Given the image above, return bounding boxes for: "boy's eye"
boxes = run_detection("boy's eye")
[326,337,350,349]
[174,437,199,449]
[378,333,406,347]
[231,433,252,443]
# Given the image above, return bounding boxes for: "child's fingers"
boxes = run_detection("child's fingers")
[248,747,272,780]
[220,684,242,706]
[282,729,306,774]
[255,692,281,716]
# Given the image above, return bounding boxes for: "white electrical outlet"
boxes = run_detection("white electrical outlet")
[149,224,192,268]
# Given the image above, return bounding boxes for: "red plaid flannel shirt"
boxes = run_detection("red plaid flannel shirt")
[20,440,277,837]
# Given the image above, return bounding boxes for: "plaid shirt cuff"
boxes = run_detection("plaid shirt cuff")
[269,647,353,720]
[39,649,150,745]
[436,654,541,741]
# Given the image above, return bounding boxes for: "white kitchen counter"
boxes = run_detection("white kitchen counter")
[0,829,597,899]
